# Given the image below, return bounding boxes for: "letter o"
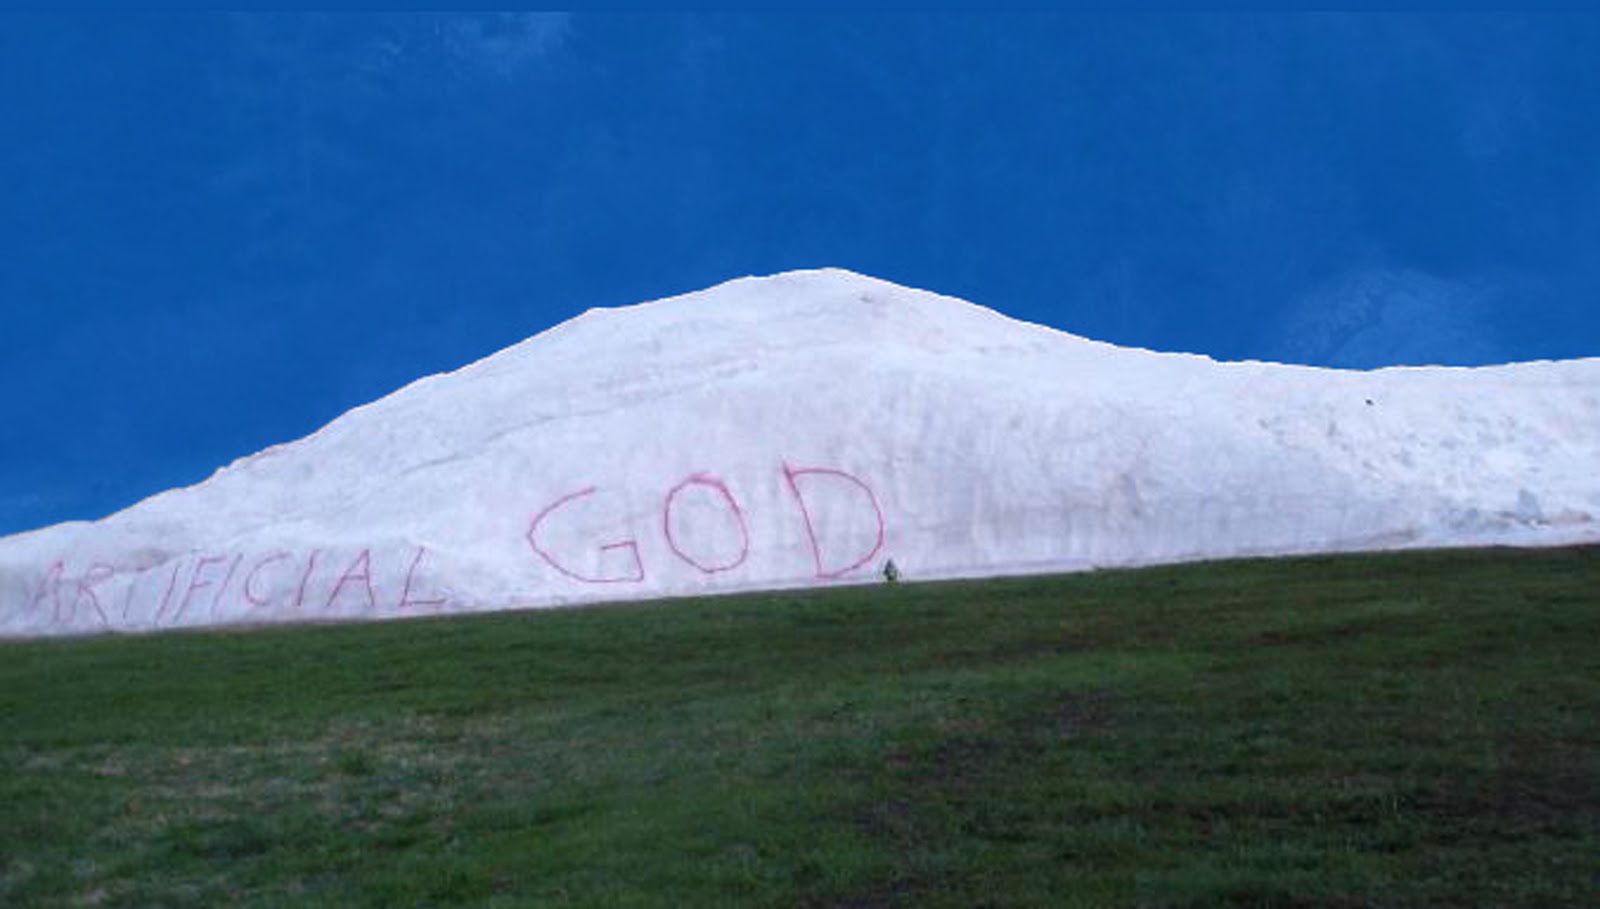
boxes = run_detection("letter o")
[662,474,750,574]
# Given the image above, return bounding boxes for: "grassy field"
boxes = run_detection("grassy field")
[2,546,1597,908]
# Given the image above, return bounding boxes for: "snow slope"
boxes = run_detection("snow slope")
[4,269,1598,637]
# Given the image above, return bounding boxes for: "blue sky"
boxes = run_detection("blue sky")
[4,12,1599,535]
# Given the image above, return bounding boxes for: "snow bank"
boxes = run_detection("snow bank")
[4,269,1597,637]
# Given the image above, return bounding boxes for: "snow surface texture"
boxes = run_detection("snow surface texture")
[4,269,1598,637]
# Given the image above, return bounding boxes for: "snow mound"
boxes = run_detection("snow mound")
[4,268,1598,637]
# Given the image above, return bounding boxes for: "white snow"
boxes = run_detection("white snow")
[3,268,1598,637]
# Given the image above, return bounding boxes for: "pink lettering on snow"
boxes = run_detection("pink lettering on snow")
[27,457,891,628]
[153,561,183,624]
[32,561,65,623]
[213,554,244,612]
[32,546,456,628]
[120,564,153,622]
[527,486,646,584]
[662,473,750,574]
[173,555,229,623]
[531,462,889,586]
[75,563,115,628]
[782,463,887,579]
[244,551,292,607]
[294,549,321,609]
[326,549,376,611]
[398,545,447,609]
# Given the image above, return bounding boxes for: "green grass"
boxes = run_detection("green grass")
[2,546,1597,908]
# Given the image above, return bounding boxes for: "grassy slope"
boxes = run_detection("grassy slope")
[1,546,1596,908]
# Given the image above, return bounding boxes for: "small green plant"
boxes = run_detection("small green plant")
[881,558,901,584]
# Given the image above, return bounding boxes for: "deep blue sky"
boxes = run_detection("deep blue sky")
[4,13,1600,535]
